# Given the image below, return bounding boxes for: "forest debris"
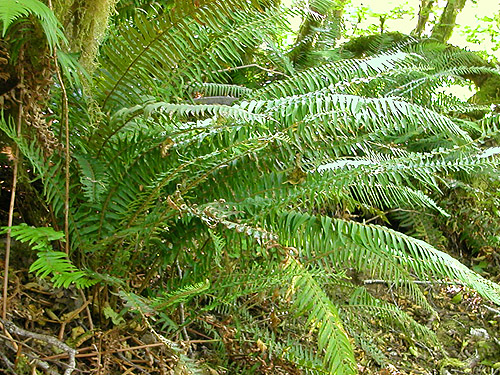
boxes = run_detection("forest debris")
[470,327,489,340]
[1,318,77,375]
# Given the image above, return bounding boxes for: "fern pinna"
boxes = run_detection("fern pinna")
[1,0,500,373]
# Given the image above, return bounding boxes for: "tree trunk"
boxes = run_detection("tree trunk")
[431,0,467,43]
[54,0,117,70]
[289,0,348,65]
[412,0,435,37]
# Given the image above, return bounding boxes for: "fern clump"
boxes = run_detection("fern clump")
[1,0,500,373]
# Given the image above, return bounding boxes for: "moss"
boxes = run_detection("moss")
[54,0,117,71]
[471,75,500,105]
[341,32,408,58]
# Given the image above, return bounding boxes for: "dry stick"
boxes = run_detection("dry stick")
[2,63,23,321]
[56,56,70,255]
[79,289,94,331]
[1,319,76,375]
[363,279,464,285]
[42,342,165,361]
[483,304,500,317]
[48,0,70,254]
[0,332,60,375]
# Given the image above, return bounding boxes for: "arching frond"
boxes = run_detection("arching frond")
[0,0,66,50]
[96,2,290,110]
[286,258,357,375]
[188,82,253,98]
[345,287,438,345]
[250,51,417,99]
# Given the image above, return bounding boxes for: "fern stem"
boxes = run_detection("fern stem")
[49,0,70,254]
[214,63,290,77]
[176,260,192,355]
[2,56,23,321]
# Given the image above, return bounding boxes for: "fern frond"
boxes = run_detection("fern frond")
[0,223,64,251]
[97,2,289,110]
[336,219,500,304]
[274,211,433,312]
[0,0,66,51]
[144,102,267,123]
[74,154,109,203]
[152,280,210,311]
[251,51,417,99]
[345,287,438,345]
[188,83,253,98]
[0,117,84,250]
[30,251,97,288]
[286,258,357,375]
[208,228,226,268]
[241,92,470,141]
[2,224,96,288]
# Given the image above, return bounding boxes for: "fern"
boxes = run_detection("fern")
[4,1,500,372]
[74,154,109,203]
[96,2,290,110]
[0,0,66,51]
[1,224,96,288]
[208,228,226,268]
[286,258,357,375]
[0,223,63,250]
[188,82,253,98]
[30,251,97,288]
[346,287,438,345]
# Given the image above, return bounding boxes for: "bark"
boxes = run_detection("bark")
[431,0,467,43]
[289,0,348,65]
[54,0,117,70]
[412,0,435,37]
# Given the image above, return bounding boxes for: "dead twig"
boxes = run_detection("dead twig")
[363,279,463,286]
[79,289,94,331]
[117,352,151,374]
[42,342,165,361]
[58,295,93,340]
[176,259,191,356]
[47,0,70,254]
[1,318,77,375]
[2,52,23,322]
[482,304,500,317]
[214,63,290,77]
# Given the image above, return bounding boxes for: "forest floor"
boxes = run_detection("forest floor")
[0,245,499,375]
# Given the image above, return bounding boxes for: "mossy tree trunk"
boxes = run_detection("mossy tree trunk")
[412,0,435,37]
[289,0,348,65]
[431,0,467,43]
[54,0,117,70]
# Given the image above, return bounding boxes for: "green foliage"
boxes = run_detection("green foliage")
[1,224,96,288]
[287,258,357,374]
[29,251,97,288]
[74,153,108,203]
[0,0,66,51]
[1,223,64,250]
[4,1,500,373]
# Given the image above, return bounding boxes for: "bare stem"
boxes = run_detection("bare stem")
[214,63,289,77]
[2,68,23,321]
[176,260,191,355]
[47,0,70,254]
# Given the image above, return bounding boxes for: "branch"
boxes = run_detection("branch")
[482,304,500,317]
[1,319,77,375]
[363,279,463,285]
[215,64,289,77]
[47,0,70,254]
[2,51,23,322]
